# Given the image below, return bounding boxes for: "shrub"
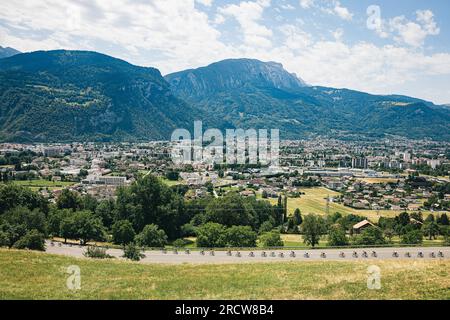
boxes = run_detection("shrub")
[172,239,186,248]
[122,243,145,261]
[83,246,113,259]
[12,229,45,251]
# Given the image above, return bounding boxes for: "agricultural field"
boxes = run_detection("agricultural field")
[269,187,445,221]
[0,249,448,300]
[355,177,401,184]
[9,180,77,191]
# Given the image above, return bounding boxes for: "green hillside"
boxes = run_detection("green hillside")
[0,50,195,142]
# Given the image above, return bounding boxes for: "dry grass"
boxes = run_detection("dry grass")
[0,249,449,300]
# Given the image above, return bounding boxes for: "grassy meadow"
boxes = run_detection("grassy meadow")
[0,249,449,300]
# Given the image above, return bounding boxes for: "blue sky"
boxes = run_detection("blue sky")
[1,0,450,104]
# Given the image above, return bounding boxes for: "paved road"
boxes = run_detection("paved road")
[45,241,449,264]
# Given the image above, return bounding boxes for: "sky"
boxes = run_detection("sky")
[1,0,450,104]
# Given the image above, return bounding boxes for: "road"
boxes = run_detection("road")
[45,241,450,264]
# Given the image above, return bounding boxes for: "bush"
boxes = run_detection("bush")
[12,229,45,251]
[135,224,167,248]
[259,231,284,247]
[122,243,145,261]
[172,239,186,248]
[83,246,113,259]
[112,220,136,245]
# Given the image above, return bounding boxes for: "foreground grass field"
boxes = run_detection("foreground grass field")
[1,249,449,299]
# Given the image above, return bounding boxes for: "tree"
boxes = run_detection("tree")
[12,229,45,251]
[353,227,386,246]
[301,214,326,247]
[224,226,257,247]
[425,214,435,223]
[401,230,423,245]
[395,212,410,226]
[327,225,348,247]
[258,221,274,234]
[196,222,226,248]
[0,184,48,215]
[438,213,449,226]
[115,175,186,239]
[60,216,77,243]
[0,230,9,247]
[205,193,250,227]
[95,200,115,229]
[165,170,180,181]
[293,209,303,226]
[135,224,168,248]
[73,211,106,245]
[78,169,89,179]
[112,220,136,245]
[60,211,105,245]
[57,189,81,211]
[383,228,395,243]
[259,231,284,247]
[423,222,439,240]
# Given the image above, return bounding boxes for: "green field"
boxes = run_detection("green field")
[8,180,77,191]
[271,187,446,221]
[160,177,185,187]
[0,249,448,299]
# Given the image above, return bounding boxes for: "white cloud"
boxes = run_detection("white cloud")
[0,0,236,73]
[332,1,353,21]
[232,31,450,103]
[301,0,352,21]
[373,9,440,47]
[332,28,344,41]
[195,0,213,6]
[280,4,295,11]
[299,0,315,9]
[218,0,273,48]
[279,24,312,51]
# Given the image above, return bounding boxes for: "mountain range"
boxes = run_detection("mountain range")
[0,46,20,59]
[0,48,449,142]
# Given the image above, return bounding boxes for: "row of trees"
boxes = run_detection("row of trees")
[1,176,449,251]
[0,175,285,250]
